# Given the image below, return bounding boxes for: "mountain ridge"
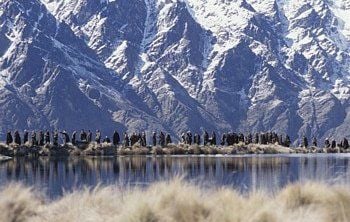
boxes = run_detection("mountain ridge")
[0,0,349,142]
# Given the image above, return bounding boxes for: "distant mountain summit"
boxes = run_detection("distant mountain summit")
[0,0,349,141]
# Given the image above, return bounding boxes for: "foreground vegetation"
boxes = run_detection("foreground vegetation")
[0,179,349,222]
[0,142,349,157]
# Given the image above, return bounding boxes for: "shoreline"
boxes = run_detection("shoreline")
[1,142,349,157]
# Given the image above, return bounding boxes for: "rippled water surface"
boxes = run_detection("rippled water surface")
[1,154,350,198]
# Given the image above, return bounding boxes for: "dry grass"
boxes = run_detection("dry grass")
[2,142,350,157]
[0,179,349,222]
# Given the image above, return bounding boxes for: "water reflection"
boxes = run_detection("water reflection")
[0,155,350,197]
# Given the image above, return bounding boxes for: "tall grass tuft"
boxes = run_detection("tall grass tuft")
[0,179,349,222]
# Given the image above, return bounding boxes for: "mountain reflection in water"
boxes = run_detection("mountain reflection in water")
[1,155,350,198]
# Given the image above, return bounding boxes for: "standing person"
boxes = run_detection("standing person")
[152,132,157,147]
[14,131,21,145]
[324,138,330,148]
[196,134,201,145]
[60,130,70,145]
[165,134,172,145]
[113,130,120,146]
[6,131,13,145]
[284,135,291,147]
[87,130,92,143]
[221,133,226,146]
[31,131,37,146]
[124,132,130,147]
[312,137,317,147]
[141,132,147,147]
[186,131,192,145]
[194,133,198,145]
[159,131,165,147]
[130,132,137,146]
[72,131,77,146]
[302,136,308,148]
[203,131,209,146]
[331,139,337,148]
[342,138,349,149]
[80,129,87,142]
[247,133,252,144]
[278,134,283,146]
[181,132,186,144]
[23,130,29,144]
[226,133,233,145]
[211,131,216,145]
[53,130,58,146]
[39,131,45,146]
[95,130,101,144]
[254,133,259,144]
[45,131,50,144]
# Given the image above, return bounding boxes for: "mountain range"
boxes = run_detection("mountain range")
[0,0,349,142]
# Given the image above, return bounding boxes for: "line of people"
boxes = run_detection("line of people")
[181,131,291,147]
[301,136,349,149]
[4,130,350,149]
[4,130,168,147]
[5,130,114,146]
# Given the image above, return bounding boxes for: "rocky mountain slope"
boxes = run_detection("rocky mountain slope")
[0,0,349,142]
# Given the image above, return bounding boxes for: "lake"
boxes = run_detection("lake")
[1,154,350,198]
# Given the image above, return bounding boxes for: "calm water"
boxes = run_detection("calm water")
[1,154,350,198]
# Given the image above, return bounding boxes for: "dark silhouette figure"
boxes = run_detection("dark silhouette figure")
[203,131,209,146]
[39,131,45,146]
[31,131,38,146]
[159,131,165,147]
[87,130,92,143]
[53,131,59,146]
[45,131,50,144]
[80,130,87,142]
[113,130,120,146]
[14,131,21,145]
[284,135,291,147]
[6,131,13,145]
[165,134,172,145]
[211,131,216,145]
[23,130,29,144]
[331,140,336,148]
[341,138,349,149]
[124,133,130,147]
[95,130,101,144]
[60,130,70,144]
[312,137,317,147]
[152,132,157,146]
[302,136,308,148]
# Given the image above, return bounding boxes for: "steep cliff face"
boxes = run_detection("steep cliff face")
[0,0,164,137]
[0,0,349,141]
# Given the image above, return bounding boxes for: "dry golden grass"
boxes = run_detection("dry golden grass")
[0,179,349,222]
[2,142,350,157]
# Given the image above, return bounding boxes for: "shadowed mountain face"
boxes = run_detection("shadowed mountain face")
[0,0,349,142]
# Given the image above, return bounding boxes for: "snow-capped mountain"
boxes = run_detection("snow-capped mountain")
[0,0,349,142]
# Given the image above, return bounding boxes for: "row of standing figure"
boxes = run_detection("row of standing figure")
[151,132,172,147]
[181,131,217,146]
[2,130,294,148]
[301,136,349,149]
[5,130,166,147]
[5,130,350,149]
[180,131,291,147]
[5,130,120,146]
